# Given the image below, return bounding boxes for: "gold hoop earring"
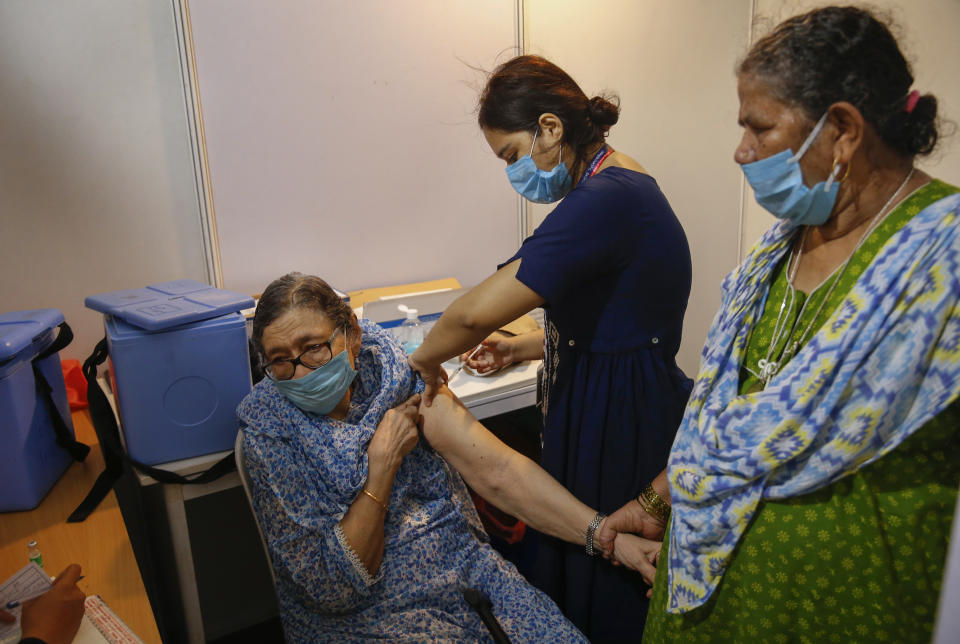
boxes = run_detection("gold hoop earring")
[832,155,852,183]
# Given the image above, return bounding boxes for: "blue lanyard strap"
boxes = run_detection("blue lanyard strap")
[578,144,613,186]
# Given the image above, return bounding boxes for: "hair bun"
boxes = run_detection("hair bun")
[902,94,939,156]
[882,93,939,157]
[587,95,620,128]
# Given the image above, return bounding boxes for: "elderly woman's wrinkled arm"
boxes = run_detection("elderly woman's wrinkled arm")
[418,387,605,549]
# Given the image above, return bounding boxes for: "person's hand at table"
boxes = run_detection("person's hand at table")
[18,564,86,644]
[596,497,668,556]
[611,533,661,596]
[460,333,518,374]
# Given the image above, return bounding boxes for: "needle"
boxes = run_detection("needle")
[448,345,484,381]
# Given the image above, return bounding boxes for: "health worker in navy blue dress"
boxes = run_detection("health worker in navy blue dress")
[410,55,693,641]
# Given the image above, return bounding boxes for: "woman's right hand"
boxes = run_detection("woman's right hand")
[18,564,86,644]
[367,394,421,476]
[596,497,668,556]
[408,354,448,407]
[461,334,518,374]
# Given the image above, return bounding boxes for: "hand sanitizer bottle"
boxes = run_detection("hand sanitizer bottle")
[398,306,423,354]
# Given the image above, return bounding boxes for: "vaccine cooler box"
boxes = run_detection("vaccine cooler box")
[85,279,254,465]
[0,309,76,511]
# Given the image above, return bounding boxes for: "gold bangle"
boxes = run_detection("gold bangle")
[636,484,671,523]
[362,489,388,512]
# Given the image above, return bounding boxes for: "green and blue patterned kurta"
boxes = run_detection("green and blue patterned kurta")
[645,180,960,642]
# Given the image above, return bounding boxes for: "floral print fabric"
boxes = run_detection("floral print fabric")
[238,319,584,642]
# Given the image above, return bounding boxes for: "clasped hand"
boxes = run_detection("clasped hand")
[598,499,668,596]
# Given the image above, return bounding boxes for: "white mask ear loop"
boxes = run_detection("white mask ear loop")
[789,111,831,164]
[530,127,563,168]
[823,162,842,192]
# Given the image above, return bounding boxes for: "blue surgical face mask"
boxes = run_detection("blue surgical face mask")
[741,111,841,226]
[273,329,358,416]
[505,128,572,203]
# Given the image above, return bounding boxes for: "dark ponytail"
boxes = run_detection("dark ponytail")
[478,55,620,177]
[740,6,940,157]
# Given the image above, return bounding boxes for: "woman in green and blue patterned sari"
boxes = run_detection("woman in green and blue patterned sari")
[599,7,960,642]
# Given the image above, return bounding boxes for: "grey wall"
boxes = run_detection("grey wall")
[0,1,207,361]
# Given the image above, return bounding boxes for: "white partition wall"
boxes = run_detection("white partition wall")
[185,0,522,297]
[3,0,956,373]
[0,1,208,360]
[186,0,752,375]
[524,0,752,376]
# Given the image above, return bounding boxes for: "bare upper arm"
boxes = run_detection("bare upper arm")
[418,388,515,495]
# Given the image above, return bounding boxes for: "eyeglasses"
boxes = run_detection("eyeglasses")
[263,327,342,381]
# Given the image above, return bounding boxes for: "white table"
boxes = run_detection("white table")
[112,360,539,643]
[446,358,539,419]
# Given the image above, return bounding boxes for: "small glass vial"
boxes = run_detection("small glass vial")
[27,540,43,568]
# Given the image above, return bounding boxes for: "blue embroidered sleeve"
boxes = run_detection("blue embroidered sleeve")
[243,430,381,612]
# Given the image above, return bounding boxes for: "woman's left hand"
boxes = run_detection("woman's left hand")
[611,533,661,594]
[408,354,447,407]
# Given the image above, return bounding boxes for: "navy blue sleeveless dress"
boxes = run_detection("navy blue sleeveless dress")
[500,167,693,642]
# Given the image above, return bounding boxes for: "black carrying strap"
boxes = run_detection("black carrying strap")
[68,337,236,522]
[31,322,91,463]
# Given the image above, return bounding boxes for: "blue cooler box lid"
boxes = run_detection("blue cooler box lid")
[0,308,65,362]
[85,280,254,331]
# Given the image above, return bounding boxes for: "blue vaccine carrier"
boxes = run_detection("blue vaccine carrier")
[0,309,76,511]
[86,280,254,465]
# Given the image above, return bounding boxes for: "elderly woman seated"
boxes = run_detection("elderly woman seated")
[238,273,654,642]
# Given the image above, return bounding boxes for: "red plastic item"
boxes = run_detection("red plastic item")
[469,490,527,544]
[61,359,89,410]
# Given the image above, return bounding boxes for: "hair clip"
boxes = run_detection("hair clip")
[905,90,920,114]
